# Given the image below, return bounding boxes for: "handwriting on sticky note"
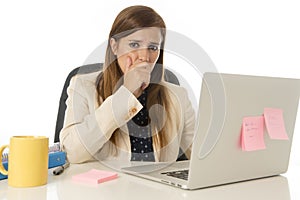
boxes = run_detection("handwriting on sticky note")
[264,108,289,140]
[72,169,118,185]
[241,116,266,151]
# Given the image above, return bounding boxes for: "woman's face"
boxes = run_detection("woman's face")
[110,27,162,73]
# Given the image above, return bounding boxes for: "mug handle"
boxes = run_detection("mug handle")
[0,145,9,175]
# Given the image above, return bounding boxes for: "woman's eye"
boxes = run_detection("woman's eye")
[148,45,159,51]
[129,42,140,48]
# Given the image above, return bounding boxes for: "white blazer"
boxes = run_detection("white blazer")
[60,71,195,163]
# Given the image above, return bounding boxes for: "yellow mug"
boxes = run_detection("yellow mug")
[0,136,49,187]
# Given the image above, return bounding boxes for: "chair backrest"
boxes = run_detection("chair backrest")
[54,63,180,143]
[54,63,103,143]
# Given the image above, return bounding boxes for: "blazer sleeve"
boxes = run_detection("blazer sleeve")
[60,75,143,163]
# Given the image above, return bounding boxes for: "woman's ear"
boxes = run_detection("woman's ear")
[110,38,118,55]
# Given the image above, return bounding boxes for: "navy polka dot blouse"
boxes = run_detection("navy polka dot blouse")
[127,89,155,162]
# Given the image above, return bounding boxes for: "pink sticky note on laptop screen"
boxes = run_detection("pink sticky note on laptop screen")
[72,169,118,185]
[241,116,266,151]
[264,108,289,140]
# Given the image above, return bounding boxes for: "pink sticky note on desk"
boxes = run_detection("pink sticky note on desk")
[241,116,266,151]
[264,108,289,140]
[72,169,118,185]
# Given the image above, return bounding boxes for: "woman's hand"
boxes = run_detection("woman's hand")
[123,56,153,97]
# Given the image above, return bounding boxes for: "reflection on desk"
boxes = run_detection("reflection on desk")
[4,186,47,200]
[0,161,291,200]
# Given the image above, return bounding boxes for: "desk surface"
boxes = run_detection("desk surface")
[0,161,299,200]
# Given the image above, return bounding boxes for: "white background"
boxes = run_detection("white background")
[0,0,299,191]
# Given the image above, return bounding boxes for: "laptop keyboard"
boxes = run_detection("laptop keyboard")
[161,169,189,180]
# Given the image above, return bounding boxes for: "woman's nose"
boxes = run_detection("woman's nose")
[137,48,150,62]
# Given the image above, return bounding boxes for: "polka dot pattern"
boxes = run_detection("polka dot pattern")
[127,89,154,162]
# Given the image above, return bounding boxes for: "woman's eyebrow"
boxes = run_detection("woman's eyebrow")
[149,42,160,46]
[129,40,160,45]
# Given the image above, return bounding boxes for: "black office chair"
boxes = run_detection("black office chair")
[54,63,187,160]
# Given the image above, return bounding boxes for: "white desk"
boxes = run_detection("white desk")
[0,162,299,200]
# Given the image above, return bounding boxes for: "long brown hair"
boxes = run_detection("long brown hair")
[96,5,174,159]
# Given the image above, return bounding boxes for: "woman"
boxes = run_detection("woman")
[60,5,195,163]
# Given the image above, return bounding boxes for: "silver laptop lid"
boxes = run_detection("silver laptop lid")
[188,73,300,189]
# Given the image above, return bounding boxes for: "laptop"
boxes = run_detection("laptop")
[121,72,300,190]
